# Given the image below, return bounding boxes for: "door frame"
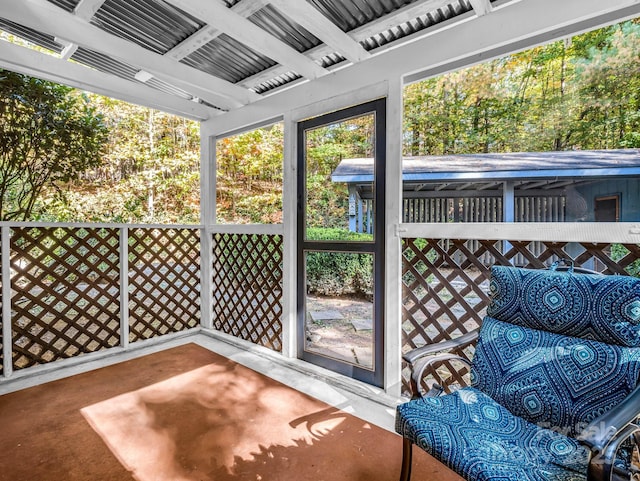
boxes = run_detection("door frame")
[296,97,386,387]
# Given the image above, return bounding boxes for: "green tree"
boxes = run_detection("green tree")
[44,96,201,224]
[402,19,640,155]
[573,21,640,149]
[216,123,284,224]
[0,69,108,220]
[304,115,374,230]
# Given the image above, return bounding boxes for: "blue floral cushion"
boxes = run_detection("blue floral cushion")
[487,266,640,347]
[471,316,640,436]
[395,387,590,481]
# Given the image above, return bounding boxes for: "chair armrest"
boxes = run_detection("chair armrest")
[585,423,639,481]
[578,384,640,481]
[409,353,473,399]
[578,383,640,453]
[403,329,479,365]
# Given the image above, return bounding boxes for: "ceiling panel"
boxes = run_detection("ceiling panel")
[46,0,80,13]
[181,33,277,85]
[249,5,321,53]
[359,0,472,51]
[306,0,418,32]
[0,18,63,53]
[90,0,204,55]
[71,46,194,101]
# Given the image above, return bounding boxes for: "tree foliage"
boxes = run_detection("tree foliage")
[0,69,108,220]
[2,20,636,225]
[216,123,284,224]
[403,20,640,155]
[304,115,375,230]
[42,97,201,224]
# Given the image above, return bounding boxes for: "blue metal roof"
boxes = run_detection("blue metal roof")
[331,149,640,184]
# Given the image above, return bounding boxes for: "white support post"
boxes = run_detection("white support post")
[280,111,298,359]
[200,126,216,226]
[2,226,13,378]
[199,126,215,330]
[348,185,357,232]
[200,228,213,330]
[503,180,515,256]
[119,227,129,349]
[503,180,515,222]
[384,77,403,397]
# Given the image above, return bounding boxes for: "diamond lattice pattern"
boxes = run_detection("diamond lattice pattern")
[401,238,640,395]
[211,233,283,352]
[128,228,201,342]
[11,227,120,369]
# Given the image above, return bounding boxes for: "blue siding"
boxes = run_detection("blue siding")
[573,179,640,222]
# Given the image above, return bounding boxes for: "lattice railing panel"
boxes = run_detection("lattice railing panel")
[11,227,120,369]
[211,233,283,352]
[401,238,640,394]
[128,228,201,342]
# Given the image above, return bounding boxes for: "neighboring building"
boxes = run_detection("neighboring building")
[332,149,640,233]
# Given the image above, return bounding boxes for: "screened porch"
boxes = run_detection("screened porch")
[0,0,639,479]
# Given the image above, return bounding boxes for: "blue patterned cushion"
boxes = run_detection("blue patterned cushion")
[471,316,640,436]
[395,387,589,481]
[487,266,640,347]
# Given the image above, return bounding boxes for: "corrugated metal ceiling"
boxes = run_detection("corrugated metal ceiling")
[47,0,80,13]
[308,0,418,32]
[0,18,63,53]
[181,33,277,85]
[360,0,472,51]
[249,5,321,54]
[91,0,203,55]
[0,0,493,114]
[71,46,208,103]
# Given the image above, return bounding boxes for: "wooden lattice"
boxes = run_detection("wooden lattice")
[211,233,283,352]
[401,238,640,394]
[11,227,120,369]
[128,228,200,342]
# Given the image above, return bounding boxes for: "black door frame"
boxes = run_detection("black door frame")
[296,98,386,387]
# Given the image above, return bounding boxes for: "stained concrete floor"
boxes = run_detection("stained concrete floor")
[0,333,463,481]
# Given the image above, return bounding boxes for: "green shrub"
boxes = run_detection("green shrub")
[305,227,373,299]
[610,244,640,277]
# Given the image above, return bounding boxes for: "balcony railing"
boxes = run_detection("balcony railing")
[1,221,638,396]
[400,222,640,393]
[0,223,285,380]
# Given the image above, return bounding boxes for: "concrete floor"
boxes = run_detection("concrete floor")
[0,330,401,433]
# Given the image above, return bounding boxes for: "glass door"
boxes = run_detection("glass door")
[297,99,385,387]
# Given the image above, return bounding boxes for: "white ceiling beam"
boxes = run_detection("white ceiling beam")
[55,37,78,60]
[468,0,493,16]
[0,0,259,109]
[0,40,216,120]
[74,0,107,21]
[164,0,327,80]
[55,0,106,61]
[269,0,371,63]
[165,26,221,62]
[165,0,271,61]
[238,0,454,89]
[211,0,640,133]
[60,43,78,60]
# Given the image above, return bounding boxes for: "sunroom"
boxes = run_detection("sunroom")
[0,0,639,480]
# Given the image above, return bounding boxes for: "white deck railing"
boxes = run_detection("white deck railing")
[1,220,638,392]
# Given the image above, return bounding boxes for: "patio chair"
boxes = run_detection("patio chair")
[396,263,640,481]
